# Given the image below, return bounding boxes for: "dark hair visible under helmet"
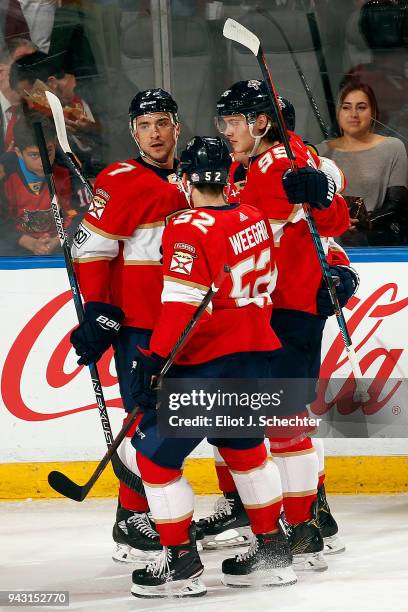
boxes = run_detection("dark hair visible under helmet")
[129,88,179,124]
[177,136,231,186]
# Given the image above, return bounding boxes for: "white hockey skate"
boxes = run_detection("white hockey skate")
[196,493,251,549]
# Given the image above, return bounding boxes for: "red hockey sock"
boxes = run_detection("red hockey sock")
[119,481,149,512]
[215,463,237,493]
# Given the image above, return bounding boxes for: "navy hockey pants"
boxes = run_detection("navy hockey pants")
[131,351,273,469]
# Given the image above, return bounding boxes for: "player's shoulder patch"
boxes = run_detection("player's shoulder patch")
[169,242,197,276]
[88,193,109,220]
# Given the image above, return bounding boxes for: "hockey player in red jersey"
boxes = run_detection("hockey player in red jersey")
[128,137,297,597]
[196,81,357,570]
[221,98,353,557]
[70,89,187,562]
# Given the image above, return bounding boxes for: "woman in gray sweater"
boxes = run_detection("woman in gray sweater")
[317,82,408,246]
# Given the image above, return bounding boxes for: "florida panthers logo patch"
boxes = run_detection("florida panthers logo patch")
[88,195,107,220]
[170,250,196,275]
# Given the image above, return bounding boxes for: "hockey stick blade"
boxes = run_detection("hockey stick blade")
[45,91,93,198]
[45,91,72,154]
[48,470,88,502]
[223,18,260,55]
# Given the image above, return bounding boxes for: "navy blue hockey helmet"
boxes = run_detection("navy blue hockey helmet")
[216,80,275,121]
[216,80,295,131]
[129,88,179,123]
[177,136,231,185]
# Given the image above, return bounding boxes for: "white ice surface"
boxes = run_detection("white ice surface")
[1,495,407,612]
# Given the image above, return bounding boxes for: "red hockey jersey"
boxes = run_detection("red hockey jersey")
[234,134,350,314]
[150,203,281,364]
[72,158,186,329]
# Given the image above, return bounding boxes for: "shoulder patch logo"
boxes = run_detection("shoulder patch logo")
[95,188,110,201]
[170,250,196,275]
[174,242,196,255]
[88,195,107,220]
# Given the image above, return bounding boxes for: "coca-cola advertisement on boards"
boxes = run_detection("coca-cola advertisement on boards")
[0,263,407,462]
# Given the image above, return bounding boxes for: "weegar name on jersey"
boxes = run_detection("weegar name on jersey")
[229,219,269,255]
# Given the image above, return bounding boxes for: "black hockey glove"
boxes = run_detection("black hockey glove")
[282,167,336,210]
[70,301,125,365]
[316,266,359,317]
[130,346,166,411]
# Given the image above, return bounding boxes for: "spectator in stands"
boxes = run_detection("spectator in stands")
[317,81,408,246]
[9,50,102,174]
[4,0,57,53]
[7,36,38,61]
[342,0,408,146]
[0,46,22,154]
[0,114,75,255]
[4,0,98,79]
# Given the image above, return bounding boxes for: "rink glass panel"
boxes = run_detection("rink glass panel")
[1,0,407,257]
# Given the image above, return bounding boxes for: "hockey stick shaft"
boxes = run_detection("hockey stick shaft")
[47,264,230,501]
[223,20,368,396]
[33,122,146,494]
[306,12,337,132]
[256,8,330,139]
[45,91,94,199]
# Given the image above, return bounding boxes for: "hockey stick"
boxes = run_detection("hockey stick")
[45,91,94,199]
[306,12,337,133]
[34,121,147,496]
[255,7,330,139]
[223,19,369,401]
[47,265,230,501]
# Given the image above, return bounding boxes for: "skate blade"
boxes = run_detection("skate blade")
[131,576,207,599]
[112,544,161,564]
[323,535,346,555]
[293,551,328,572]
[202,527,251,550]
[222,565,297,588]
